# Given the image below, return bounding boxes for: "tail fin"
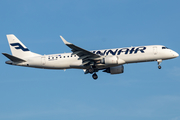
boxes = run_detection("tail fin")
[6,34,40,58]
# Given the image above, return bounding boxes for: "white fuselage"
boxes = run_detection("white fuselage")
[14,45,178,70]
[4,34,179,79]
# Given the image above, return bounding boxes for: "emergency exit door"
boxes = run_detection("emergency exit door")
[41,56,46,65]
[153,47,157,55]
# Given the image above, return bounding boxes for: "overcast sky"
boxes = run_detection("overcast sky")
[0,0,180,120]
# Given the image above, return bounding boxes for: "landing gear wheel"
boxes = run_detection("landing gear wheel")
[92,73,98,80]
[157,59,162,69]
[88,68,94,74]
[158,65,161,69]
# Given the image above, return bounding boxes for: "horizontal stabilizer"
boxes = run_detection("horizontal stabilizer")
[2,53,26,62]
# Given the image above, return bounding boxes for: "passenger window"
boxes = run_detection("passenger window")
[64,56,65,58]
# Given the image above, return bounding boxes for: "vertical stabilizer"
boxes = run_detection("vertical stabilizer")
[6,34,41,58]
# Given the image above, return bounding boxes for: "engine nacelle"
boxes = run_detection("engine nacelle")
[103,65,124,74]
[101,56,125,65]
[101,56,118,65]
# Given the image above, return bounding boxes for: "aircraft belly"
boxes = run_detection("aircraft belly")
[69,60,84,68]
[119,53,147,63]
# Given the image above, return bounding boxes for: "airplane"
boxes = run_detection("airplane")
[2,34,179,80]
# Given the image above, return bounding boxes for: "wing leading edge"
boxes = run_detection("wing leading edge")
[60,36,101,65]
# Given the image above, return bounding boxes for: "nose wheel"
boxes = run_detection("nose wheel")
[92,73,98,80]
[158,65,161,69]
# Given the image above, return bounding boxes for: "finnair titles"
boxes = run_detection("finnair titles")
[3,34,179,80]
[92,47,146,55]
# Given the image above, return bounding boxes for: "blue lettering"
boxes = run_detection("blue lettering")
[134,47,146,54]
[106,49,118,55]
[129,48,135,54]
[92,47,146,56]
[134,48,139,54]
[117,48,129,55]
[96,50,107,56]
[139,47,146,53]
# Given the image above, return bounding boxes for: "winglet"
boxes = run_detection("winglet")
[60,36,72,45]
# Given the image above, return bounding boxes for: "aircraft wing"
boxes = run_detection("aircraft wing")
[60,36,101,65]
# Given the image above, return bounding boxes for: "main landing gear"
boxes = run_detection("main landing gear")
[92,73,98,80]
[88,68,94,74]
[157,59,162,69]
[87,66,98,80]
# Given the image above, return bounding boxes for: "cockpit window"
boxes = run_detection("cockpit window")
[162,47,169,49]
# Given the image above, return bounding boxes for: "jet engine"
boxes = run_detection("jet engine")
[101,56,118,65]
[101,56,125,65]
[103,65,124,74]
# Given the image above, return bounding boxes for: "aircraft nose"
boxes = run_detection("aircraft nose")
[173,51,179,57]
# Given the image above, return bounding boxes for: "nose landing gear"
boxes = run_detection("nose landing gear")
[157,59,162,69]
